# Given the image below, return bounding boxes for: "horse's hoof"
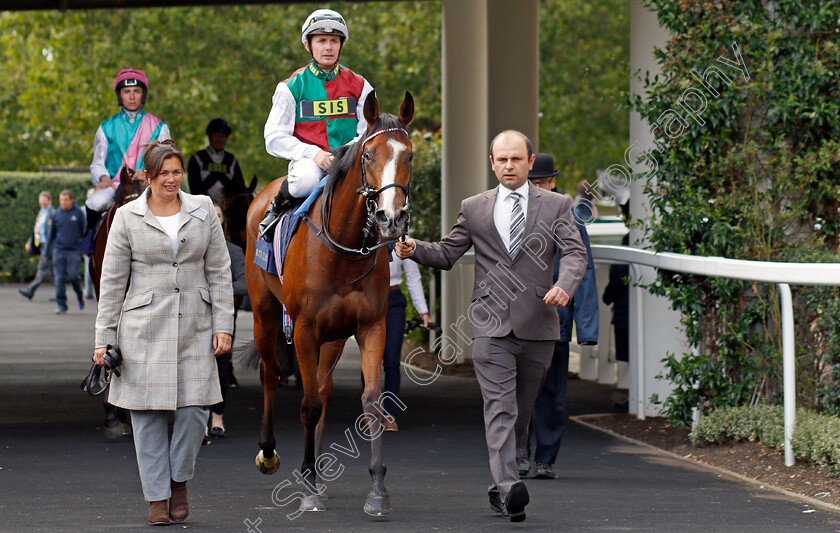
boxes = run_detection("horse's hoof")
[255,450,279,475]
[363,493,392,517]
[299,494,326,512]
[315,480,328,500]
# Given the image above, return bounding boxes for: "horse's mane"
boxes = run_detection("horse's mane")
[323,113,410,199]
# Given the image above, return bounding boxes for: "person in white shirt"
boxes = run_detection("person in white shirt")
[381,246,430,431]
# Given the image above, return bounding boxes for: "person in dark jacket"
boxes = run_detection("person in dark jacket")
[521,153,599,480]
[206,201,247,440]
[603,214,630,363]
[47,190,86,314]
[188,119,246,206]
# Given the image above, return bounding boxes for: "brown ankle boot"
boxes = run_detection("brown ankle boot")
[148,499,169,526]
[169,480,189,523]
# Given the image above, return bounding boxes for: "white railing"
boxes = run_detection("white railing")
[591,244,840,466]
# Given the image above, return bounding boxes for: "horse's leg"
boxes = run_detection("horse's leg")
[356,319,391,516]
[253,288,283,475]
[314,339,346,499]
[295,326,326,511]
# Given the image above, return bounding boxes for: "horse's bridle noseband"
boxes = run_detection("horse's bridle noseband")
[303,127,412,267]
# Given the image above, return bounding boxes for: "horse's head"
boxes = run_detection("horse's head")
[117,166,149,204]
[358,91,415,240]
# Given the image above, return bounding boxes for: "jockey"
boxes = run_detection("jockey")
[85,68,170,233]
[187,118,247,206]
[259,8,374,240]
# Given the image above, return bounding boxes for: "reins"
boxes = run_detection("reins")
[301,127,412,283]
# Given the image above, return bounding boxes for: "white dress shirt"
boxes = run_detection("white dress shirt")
[492,182,530,253]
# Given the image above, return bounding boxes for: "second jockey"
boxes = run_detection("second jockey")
[85,68,170,233]
[259,8,374,239]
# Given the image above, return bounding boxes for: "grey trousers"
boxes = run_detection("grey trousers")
[26,252,53,293]
[130,406,208,501]
[472,335,554,498]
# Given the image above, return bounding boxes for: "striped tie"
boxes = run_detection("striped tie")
[509,192,524,256]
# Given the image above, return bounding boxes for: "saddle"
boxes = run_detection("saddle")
[254,176,329,277]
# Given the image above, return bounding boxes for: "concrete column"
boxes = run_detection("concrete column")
[629,0,687,417]
[487,0,540,171]
[440,0,539,360]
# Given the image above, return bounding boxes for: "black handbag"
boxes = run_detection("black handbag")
[80,344,123,396]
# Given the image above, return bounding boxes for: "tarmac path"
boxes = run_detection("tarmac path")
[1,285,838,532]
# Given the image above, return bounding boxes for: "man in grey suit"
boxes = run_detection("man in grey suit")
[396,130,587,522]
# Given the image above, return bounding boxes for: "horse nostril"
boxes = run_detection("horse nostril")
[395,209,408,229]
[374,210,391,227]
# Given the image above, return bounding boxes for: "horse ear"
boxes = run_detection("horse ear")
[248,175,258,194]
[398,91,414,126]
[363,91,379,125]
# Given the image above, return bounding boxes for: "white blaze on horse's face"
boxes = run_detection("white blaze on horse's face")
[374,138,410,239]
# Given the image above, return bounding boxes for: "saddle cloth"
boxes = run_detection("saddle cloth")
[253,176,328,276]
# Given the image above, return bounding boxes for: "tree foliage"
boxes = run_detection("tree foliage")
[539,0,630,193]
[0,3,442,182]
[0,1,629,192]
[631,1,840,425]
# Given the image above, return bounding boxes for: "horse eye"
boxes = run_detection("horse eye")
[362,152,371,163]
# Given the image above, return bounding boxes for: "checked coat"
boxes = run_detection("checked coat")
[95,189,234,410]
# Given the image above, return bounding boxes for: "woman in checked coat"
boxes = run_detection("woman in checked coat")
[92,139,234,526]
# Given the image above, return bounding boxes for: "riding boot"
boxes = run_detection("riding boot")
[84,206,102,236]
[259,180,295,242]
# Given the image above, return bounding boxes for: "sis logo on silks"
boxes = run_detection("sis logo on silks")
[300,97,356,118]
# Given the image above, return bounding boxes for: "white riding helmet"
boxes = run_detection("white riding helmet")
[301,9,349,44]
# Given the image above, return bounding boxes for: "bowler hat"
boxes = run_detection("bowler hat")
[529,153,560,179]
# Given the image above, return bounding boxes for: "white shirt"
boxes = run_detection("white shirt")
[155,214,180,255]
[389,250,429,315]
[492,182,530,253]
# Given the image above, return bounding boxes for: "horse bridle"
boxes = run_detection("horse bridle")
[303,127,412,263]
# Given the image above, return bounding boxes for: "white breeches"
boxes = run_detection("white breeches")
[287,158,327,198]
[85,187,116,212]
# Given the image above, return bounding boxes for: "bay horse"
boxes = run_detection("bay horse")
[223,176,258,253]
[245,91,414,516]
[88,166,147,437]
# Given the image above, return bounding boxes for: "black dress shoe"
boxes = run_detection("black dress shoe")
[504,481,529,523]
[488,492,509,518]
[534,462,557,479]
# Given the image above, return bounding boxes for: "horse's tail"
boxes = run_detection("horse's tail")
[235,340,261,370]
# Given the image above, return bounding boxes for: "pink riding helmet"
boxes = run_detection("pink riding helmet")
[113,68,149,107]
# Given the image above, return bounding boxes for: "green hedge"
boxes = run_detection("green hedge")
[690,405,840,476]
[0,172,91,283]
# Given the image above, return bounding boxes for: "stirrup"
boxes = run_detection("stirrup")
[259,212,280,241]
[259,197,281,241]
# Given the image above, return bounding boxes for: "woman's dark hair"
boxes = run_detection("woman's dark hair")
[143,139,184,180]
[212,199,230,241]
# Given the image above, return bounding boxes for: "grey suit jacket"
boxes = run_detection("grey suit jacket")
[95,189,234,410]
[412,183,587,340]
